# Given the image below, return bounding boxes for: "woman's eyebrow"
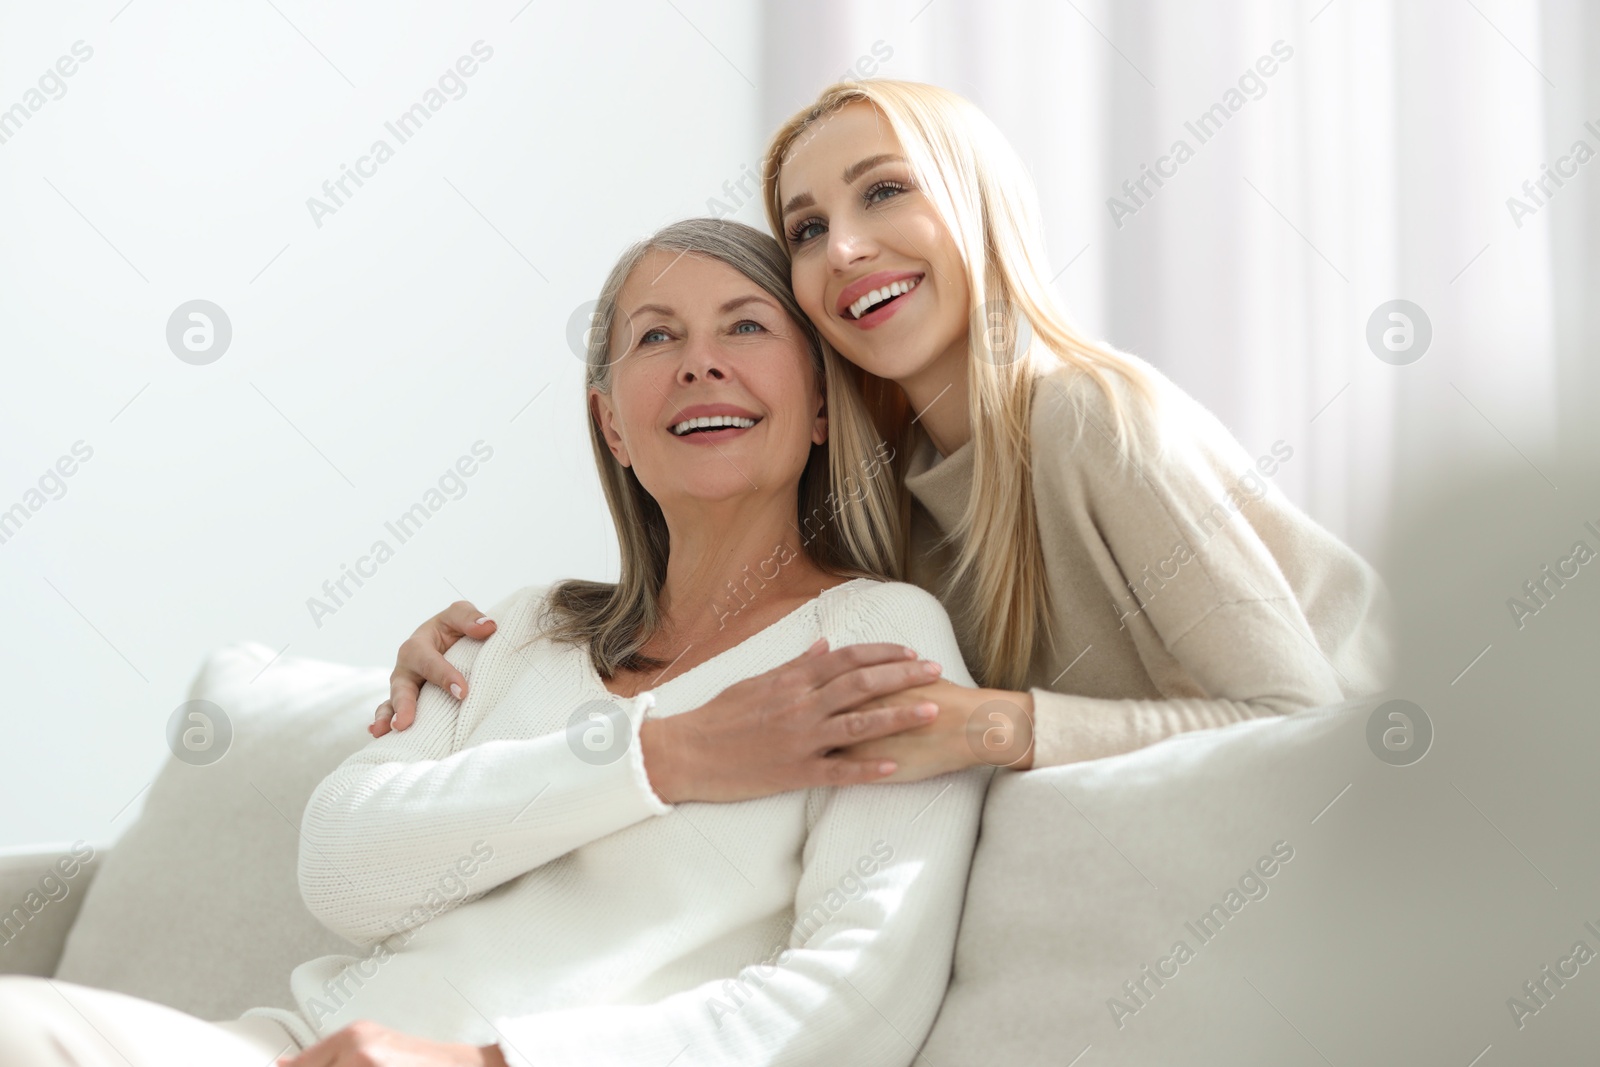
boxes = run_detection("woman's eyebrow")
[626,303,675,321]
[841,152,905,183]
[781,153,908,218]
[780,191,815,218]
[626,296,773,320]
[720,294,777,314]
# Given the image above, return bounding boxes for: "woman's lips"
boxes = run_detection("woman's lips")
[846,279,918,330]
[835,270,925,316]
[670,423,760,445]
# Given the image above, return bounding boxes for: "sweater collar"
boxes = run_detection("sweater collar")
[904,430,975,533]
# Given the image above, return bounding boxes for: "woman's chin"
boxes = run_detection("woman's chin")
[841,343,942,386]
[824,320,948,385]
[654,475,794,508]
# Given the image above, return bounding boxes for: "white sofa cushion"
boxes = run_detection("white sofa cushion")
[52,642,384,1021]
[0,843,104,976]
[920,697,1387,1065]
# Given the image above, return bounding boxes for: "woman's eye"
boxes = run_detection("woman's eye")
[788,218,825,244]
[733,320,765,334]
[865,181,907,205]
[641,328,670,344]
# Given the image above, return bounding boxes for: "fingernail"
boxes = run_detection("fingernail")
[450,683,463,700]
[878,760,897,774]
[923,661,942,676]
[476,616,492,626]
[903,647,917,659]
[915,703,937,719]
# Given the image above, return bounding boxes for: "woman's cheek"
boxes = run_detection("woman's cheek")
[792,270,827,326]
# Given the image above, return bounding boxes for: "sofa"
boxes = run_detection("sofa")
[2,627,1593,1064]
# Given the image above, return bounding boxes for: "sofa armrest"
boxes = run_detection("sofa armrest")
[0,842,109,977]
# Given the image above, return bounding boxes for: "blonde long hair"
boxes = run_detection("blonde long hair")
[763,80,1160,689]
[541,217,900,678]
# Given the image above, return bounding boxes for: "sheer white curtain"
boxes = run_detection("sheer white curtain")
[759,0,1598,566]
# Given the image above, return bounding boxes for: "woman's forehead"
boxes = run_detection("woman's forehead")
[778,102,901,196]
[618,251,772,316]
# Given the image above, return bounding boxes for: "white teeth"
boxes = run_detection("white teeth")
[671,415,758,436]
[848,277,921,320]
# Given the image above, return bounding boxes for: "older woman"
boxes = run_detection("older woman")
[0,219,992,1067]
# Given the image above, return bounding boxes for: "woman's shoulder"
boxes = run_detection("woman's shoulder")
[1030,353,1176,450]
[813,577,955,639]
[434,583,558,682]
[1030,355,1255,486]
[812,578,972,683]
[818,576,946,613]
[488,583,558,625]
[455,583,567,655]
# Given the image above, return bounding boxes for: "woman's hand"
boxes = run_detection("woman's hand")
[366,602,958,801]
[835,680,1036,781]
[371,602,498,738]
[638,639,953,803]
[277,1019,507,1067]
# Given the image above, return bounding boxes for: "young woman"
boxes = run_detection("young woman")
[0,220,992,1067]
[377,80,1393,786]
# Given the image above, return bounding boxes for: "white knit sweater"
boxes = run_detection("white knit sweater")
[242,578,993,1066]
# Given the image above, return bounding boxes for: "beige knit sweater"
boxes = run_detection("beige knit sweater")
[903,358,1397,768]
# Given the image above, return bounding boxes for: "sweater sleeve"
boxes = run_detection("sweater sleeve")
[297,586,672,947]
[1026,372,1378,768]
[485,583,993,1067]
[1028,597,1345,766]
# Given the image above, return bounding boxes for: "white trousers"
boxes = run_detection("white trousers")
[0,976,301,1067]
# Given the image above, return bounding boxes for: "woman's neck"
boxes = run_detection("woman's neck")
[600,559,843,698]
[895,338,972,458]
[647,497,840,664]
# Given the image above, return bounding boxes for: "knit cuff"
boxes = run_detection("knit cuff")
[623,691,673,815]
[1028,686,1095,767]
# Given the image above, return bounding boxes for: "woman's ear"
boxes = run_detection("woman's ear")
[590,389,631,467]
[811,387,829,446]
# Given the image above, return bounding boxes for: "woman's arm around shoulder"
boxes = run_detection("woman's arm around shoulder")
[1024,362,1388,767]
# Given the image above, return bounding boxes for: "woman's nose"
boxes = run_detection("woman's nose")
[827,220,875,272]
[676,339,727,383]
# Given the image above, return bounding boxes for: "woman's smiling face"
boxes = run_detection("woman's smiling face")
[590,249,826,512]
[776,101,970,394]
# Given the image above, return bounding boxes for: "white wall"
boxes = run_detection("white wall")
[0,0,767,848]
